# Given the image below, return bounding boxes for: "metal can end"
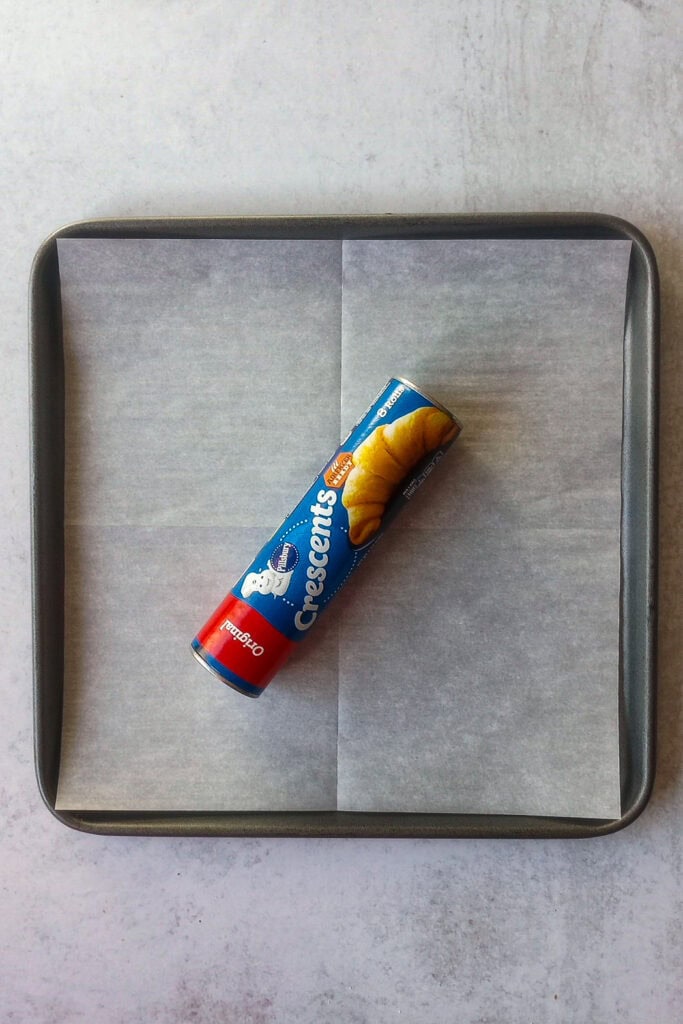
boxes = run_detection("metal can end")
[394,376,463,432]
[191,639,263,698]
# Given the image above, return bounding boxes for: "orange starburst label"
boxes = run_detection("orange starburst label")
[323,451,354,488]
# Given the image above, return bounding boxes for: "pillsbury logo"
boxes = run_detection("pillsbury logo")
[268,541,299,573]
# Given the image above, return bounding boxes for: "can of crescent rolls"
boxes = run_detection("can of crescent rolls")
[191,377,462,697]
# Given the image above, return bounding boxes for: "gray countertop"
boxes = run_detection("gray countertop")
[1,2,681,1021]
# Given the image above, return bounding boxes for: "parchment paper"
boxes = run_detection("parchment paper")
[56,239,342,811]
[337,239,630,818]
[55,236,630,818]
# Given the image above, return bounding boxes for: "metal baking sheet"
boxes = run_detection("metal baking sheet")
[29,214,658,838]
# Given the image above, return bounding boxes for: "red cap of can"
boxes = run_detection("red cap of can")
[192,594,296,697]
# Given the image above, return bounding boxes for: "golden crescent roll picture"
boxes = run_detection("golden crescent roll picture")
[342,406,458,546]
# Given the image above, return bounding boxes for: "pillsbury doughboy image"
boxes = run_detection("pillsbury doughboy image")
[240,540,300,599]
[241,567,293,599]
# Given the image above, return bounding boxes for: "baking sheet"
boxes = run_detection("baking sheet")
[54,237,631,818]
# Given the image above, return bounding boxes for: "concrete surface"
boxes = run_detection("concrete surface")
[1,2,681,1021]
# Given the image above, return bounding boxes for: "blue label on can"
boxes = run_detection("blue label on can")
[232,379,459,641]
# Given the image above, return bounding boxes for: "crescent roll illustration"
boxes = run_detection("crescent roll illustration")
[342,406,458,546]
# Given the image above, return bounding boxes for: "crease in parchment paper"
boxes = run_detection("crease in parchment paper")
[54,237,631,818]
